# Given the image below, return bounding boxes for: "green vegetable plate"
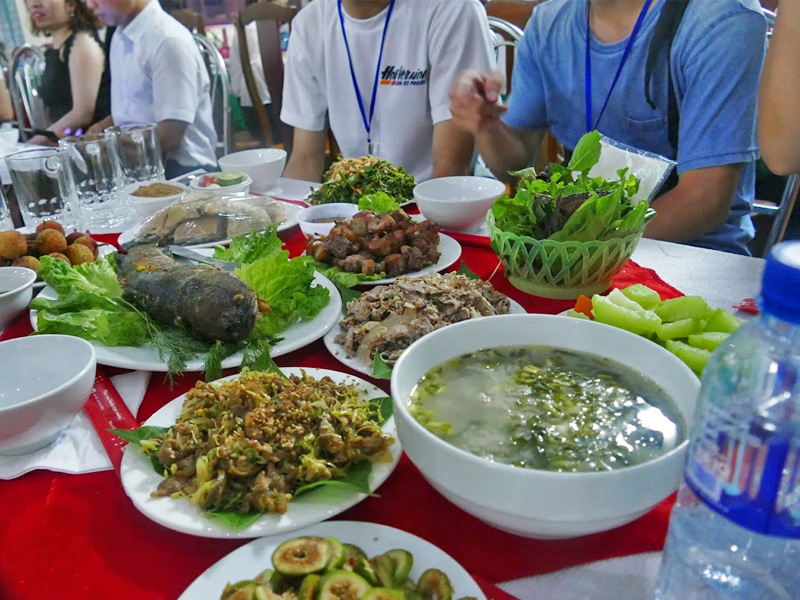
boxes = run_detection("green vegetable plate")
[120,369,402,539]
[177,521,485,600]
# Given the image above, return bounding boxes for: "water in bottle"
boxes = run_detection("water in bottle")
[654,241,800,600]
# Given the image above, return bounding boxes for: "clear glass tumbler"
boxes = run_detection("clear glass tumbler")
[59,133,133,231]
[103,123,164,185]
[4,148,75,230]
[0,185,14,230]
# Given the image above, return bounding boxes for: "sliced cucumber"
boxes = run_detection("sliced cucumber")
[704,308,742,334]
[566,308,590,320]
[620,284,662,310]
[272,536,332,576]
[655,318,704,342]
[417,569,453,600]
[385,549,413,586]
[592,294,661,336]
[606,288,646,312]
[654,296,712,323]
[666,340,711,375]
[688,331,730,351]
[217,171,246,186]
[318,570,372,600]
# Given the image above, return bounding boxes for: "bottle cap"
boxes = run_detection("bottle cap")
[761,240,800,323]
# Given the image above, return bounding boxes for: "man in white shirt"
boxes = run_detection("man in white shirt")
[86,0,218,178]
[281,0,495,182]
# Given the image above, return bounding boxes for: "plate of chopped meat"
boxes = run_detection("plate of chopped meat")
[306,209,462,285]
[323,272,527,377]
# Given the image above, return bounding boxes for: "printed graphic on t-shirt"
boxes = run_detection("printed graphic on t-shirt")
[380,65,429,86]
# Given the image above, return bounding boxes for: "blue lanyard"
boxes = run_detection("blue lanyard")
[337,0,396,152]
[585,0,653,132]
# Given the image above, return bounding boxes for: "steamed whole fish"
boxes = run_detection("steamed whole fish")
[117,245,259,343]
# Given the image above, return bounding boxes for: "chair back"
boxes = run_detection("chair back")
[10,45,48,138]
[192,32,231,158]
[487,16,523,97]
[171,8,206,35]
[235,1,297,152]
[486,0,540,30]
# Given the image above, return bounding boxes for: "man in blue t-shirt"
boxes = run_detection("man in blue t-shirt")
[450,0,767,255]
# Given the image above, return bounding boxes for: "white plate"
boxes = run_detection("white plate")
[29,270,342,372]
[121,369,402,539]
[116,200,302,250]
[177,520,485,600]
[354,234,462,286]
[324,299,528,377]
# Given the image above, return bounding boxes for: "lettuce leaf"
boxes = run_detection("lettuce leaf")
[36,307,150,346]
[358,191,401,214]
[236,251,330,336]
[212,225,282,264]
[38,254,122,298]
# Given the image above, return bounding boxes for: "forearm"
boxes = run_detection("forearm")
[157,120,188,155]
[48,106,96,134]
[759,2,800,174]
[476,120,539,183]
[645,182,731,243]
[87,114,114,134]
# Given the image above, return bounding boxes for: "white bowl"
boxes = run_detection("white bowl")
[0,334,96,455]
[189,172,252,195]
[391,314,700,539]
[218,148,287,193]
[297,203,360,238]
[414,176,506,230]
[0,267,37,326]
[126,180,188,217]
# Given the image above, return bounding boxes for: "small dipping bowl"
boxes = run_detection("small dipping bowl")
[298,203,361,238]
[0,267,37,326]
[414,176,506,230]
[189,172,253,195]
[0,335,96,455]
[126,180,188,218]
[218,148,287,193]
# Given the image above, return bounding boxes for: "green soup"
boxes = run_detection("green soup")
[409,346,686,472]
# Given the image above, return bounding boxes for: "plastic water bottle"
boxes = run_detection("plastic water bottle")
[654,241,800,600]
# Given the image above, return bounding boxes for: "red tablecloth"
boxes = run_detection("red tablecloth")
[0,229,684,600]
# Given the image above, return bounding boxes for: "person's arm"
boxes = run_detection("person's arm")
[429,120,475,178]
[284,128,327,182]
[759,2,800,175]
[86,114,114,135]
[48,32,106,133]
[0,78,13,122]
[646,164,743,242]
[157,119,190,154]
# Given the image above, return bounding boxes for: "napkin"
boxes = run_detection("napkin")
[498,552,662,600]
[0,370,151,480]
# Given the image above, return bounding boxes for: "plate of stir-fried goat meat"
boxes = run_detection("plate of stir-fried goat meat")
[306,209,462,285]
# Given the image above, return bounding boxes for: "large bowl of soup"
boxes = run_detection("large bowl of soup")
[390,313,700,539]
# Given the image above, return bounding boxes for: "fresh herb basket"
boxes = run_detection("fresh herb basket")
[486,211,645,299]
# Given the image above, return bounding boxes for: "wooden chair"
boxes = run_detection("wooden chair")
[171,8,206,35]
[235,2,297,154]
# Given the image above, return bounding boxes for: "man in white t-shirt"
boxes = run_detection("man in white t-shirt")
[281,0,495,182]
[86,0,218,178]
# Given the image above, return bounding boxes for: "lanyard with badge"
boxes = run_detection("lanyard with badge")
[337,0,396,155]
[585,0,653,132]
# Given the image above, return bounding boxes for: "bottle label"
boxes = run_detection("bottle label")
[685,408,800,539]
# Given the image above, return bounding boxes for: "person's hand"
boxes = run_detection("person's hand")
[449,69,507,135]
[86,117,112,135]
[27,134,57,147]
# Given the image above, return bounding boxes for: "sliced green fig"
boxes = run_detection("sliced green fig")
[363,588,405,600]
[343,543,368,571]
[417,569,453,600]
[326,537,347,570]
[253,569,273,587]
[272,536,332,576]
[298,574,321,600]
[371,554,396,588]
[385,549,413,586]
[318,569,373,600]
[354,556,380,586]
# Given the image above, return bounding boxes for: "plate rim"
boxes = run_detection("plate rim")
[176,520,487,600]
[120,367,401,539]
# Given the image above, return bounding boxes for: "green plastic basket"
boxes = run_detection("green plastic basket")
[486,212,645,299]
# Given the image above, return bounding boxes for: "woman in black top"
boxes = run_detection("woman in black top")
[26,0,110,145]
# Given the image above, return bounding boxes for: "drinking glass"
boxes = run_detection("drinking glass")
[0,185,14,230]
[103,123,164,184]
[4,148,74,230]
[59,133,133,231]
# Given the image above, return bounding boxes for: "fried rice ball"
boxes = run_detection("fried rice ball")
[0,230,28,260]
[66,243,95,265]
[35,220,65,235]
[12,255,41,273]
[37,229,68,255]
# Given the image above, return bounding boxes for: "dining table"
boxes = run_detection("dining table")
[0,178,766,600]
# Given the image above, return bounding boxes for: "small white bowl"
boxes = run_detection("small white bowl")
[0,267,37,326]
[414,176,506,230]
[297,203,360,238]
[391,314,700,539]
[189,172,252,195]
[0,334,96,455]
[218,148,287,193]
[126,180,188,218]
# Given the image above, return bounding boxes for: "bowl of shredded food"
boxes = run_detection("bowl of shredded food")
[309,156,416,205]
[118,368,397,535]
[487,131,654,300]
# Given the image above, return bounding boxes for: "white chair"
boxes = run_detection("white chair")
[10,45,48,138]
[487,16,523,98]
[192,32,231,158]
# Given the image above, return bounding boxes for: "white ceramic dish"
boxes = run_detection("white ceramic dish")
[414,176,506,231]
[120,369,401,538]
[0,266,37,326]
[116,200,302,250]
[177,520,485,600]
[218,148,287,193]
[0,334,96,455]
[189,172,252,195]
[354,234,462,286]
[297,203,361,238]
[30,271,341,372]
[125,180,188,218]
[391,314,701,539]
[323,298,528,378]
